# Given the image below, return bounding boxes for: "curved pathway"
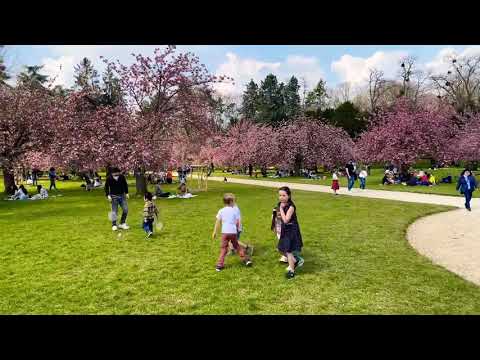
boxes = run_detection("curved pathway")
[210,176,480,285]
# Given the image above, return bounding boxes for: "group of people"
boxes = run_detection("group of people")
[212,187,303,279]
[8,184,49,201]
[103,167,304,279]
[329,160,368,195]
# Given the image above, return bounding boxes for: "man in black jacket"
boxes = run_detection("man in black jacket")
[105,167,130,231]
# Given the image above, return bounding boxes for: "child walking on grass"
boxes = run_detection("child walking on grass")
[331,170,340,195]
[143,191,158,239]
[228,195,254,257]
[212,193,252,272]
[273,186,304,279]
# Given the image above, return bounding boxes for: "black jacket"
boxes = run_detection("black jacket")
[105,175,129,197]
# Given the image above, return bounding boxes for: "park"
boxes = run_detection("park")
[1,45,480,314]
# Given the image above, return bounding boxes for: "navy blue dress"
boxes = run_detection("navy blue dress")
[277,202,303,253]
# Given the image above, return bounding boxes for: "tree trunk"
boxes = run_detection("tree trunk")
[248,164,253,177]
[261,167,267,177]
[294,156,302,176]
[3,167,15,195]
[135,168,147,196]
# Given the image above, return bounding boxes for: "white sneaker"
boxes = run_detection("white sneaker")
[112,225,118,231]
[119,223,130,230]
[279,255,288,263]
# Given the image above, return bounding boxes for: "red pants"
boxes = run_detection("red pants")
[217,233,248,267]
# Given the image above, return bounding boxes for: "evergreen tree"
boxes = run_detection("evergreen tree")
[329,101,367,138]
[305,79,329,111]
[99,67,122,106]
[283,76,301,119]
[258,74,285,126]
[241,79,259,120]
[0,50,9,85]
[74,57,100,91]
[17,65,48,88]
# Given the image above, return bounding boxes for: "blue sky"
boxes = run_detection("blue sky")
[3,45,478,98]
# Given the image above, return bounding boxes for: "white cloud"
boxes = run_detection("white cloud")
[331,50,409,86]
[41,55,76,87]
[213,52,325,97]
[425,46,480,75]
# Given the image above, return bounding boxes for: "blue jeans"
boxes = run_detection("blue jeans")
[464,190,473,209]
[111,194,128,225]
[143,219,153,233]
[348,176,355,190]
[359,177,366,189]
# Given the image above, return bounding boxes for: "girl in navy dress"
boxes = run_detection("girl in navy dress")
[274,186,304,279]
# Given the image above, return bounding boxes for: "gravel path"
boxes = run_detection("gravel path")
[210,176,480,285]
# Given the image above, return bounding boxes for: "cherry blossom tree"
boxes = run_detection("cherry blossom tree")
[0,85,59,194]
[356,98,461,170]
[276,118,354,173]
[102,46,231,194]
[446,113,480,164]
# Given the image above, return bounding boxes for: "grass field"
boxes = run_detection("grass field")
[1,177,480,314]
[215,167,479,198]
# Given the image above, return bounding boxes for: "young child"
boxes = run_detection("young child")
[143,191,158,239]
[331,170,340,195]
[228,195,254,256]
[212,193,252,271]
[358,167,368,190]
[275,186,304,279]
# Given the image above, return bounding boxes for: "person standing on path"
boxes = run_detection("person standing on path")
[358,167,368,190]
[105,167,130,231]
[48,167,57,191]
[345,160,356,191]
[456,169,477,211]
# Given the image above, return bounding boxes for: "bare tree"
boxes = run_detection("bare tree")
[430,54,480,113]
[367,68,385,113]
[300,76,308,110]
[398,56,430,105]
[338,82,351,102]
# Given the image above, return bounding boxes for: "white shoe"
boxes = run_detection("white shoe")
[112,225,118,231]
[119,223,130,230]
[279,255,288,263]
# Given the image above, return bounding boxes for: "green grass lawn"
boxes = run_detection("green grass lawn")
[215,167,479,198]
[1,177,480,314]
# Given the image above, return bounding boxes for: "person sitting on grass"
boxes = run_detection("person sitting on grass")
[419,172,430,186]
[212,193,252,272]
[440,175,452,183]
[177,183,191,198]
[382,173,394,185]
[143,191,158,239]
[155,181,171,198]
[30,185,48,200]
[15,185,29,200]
[428,173,436,185]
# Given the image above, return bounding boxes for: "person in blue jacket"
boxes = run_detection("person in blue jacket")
[456,169,477,211]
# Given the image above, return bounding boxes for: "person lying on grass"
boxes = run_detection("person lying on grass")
[212,193,252,272]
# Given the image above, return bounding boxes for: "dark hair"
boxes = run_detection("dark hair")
[461,168,472,176]
[19,185,28,195]
[144,191,153,201]
[111,167,121,174]
[50,167,55,172]
[278,186,295,206]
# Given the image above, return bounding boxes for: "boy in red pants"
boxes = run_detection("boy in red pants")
[212,193,253,271]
